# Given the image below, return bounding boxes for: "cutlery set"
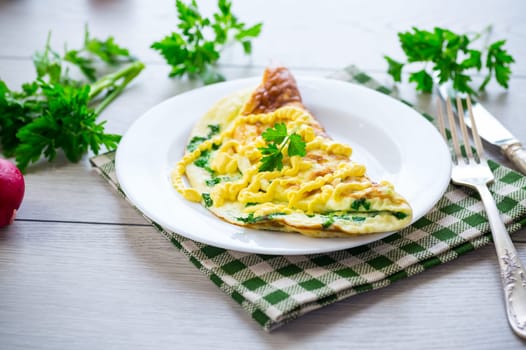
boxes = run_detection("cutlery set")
[438,85,526,175]
[436,92,526,338]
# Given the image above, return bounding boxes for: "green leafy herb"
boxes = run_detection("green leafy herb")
[202,193,214,207]
[84,33,133,66]
[258,123,306,172]
[480,40,514,90]
[60,25,135,83]
[261,123,287,144]
[151,0,263,84]
[13,82,121,170]
[259,143,283,172]
[385,55,404,82]
[408,69,434,92]
[384,26,514,94]
[286,134,305,156]
[0,29,144,171]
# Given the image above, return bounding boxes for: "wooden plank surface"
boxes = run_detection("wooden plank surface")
[1,0,525,74]
[1,221,526,349]
[1,0,526,349]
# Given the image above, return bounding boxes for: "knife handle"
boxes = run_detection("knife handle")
[502,143,526,176]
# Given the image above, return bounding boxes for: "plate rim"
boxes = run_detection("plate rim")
[115,75,451,255]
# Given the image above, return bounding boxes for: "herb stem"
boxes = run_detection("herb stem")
[470,24,493,45]
[89,61,144,116]
[278,134,291,154]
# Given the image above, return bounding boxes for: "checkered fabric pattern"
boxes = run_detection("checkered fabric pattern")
[90,66,526,331]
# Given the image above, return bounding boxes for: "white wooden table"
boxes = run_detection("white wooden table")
[1,1,526,348]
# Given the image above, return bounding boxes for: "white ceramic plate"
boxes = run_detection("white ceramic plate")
[116,76,451,255]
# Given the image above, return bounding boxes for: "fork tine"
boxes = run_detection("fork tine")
[456,96,474,160]
[436,98,447,140]
[445,96,462,162]
[466,95,485,161]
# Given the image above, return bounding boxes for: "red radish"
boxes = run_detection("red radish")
[0,159,25,227]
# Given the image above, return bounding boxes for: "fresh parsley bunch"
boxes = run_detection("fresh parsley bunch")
[0,27,144,172]
[258,123,306,172]
[151,0,263,84]
[384,26,514,94]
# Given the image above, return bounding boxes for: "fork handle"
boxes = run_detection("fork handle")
[477,184,526,338]
[502,142,526,176]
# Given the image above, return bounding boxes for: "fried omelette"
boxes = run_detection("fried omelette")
[171,67,412,237]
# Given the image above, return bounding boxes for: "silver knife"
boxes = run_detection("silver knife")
[437,84,526,175]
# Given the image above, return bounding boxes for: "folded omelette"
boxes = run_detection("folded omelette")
[172,66,412,238]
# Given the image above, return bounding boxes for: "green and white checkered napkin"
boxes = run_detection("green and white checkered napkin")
[90,66,526,331]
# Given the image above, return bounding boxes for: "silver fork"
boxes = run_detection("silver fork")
[437,95,526,338]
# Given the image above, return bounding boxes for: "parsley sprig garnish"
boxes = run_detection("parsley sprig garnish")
[258,123,306,172]
[384,26,514,94]
[151,0,263,85]
[0,27,144,172]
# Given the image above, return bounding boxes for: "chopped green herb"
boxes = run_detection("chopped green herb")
[335,214,350,221]
[193,152,209,168]
[392,212,408,220]
[187,136,207,151]
[351,216,366,222]
[205,174,237,187]
[236,212,286,224]
[245,202,259,207]
[207,124,220,137]
[322,216,335,229]
[237,213,258,224]
[194,150,215,175]
[351,198,371,211]
[186,124,220,151]
[205,177,222,186]
[202,193,213,207]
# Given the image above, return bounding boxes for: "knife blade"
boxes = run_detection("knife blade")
[437,84,526,175]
